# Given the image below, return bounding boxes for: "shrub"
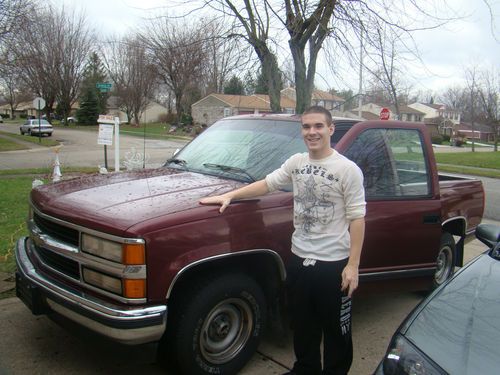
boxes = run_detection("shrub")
[442,134,450,142]
[158,112,177,124]
[179,113,193,126]
[431,134,444,144]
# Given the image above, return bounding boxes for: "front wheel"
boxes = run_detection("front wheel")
[162,274,266,375]
[433,232,456,289]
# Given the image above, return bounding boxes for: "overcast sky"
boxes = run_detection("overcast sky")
[53,0,499,99]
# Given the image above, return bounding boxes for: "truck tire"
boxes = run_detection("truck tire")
[433,232,455,289]
[164,273,266,375]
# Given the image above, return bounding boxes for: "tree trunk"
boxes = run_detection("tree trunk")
[259,50,282,113]
[289,42,319,114]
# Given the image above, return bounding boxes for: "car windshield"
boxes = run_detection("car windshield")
[165,117,307,182]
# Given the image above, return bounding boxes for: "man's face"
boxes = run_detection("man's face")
[301,112,334,157]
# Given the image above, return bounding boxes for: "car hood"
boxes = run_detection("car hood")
[31,168,242,234]
[405,254,500,374]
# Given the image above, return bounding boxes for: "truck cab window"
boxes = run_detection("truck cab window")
[345,128,430,199]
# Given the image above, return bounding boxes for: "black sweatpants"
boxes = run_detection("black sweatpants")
[286,253,353,375]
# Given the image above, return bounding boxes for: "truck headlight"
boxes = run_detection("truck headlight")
[82,267,122,295]
[81,234,145,265]
[381,334,443,375]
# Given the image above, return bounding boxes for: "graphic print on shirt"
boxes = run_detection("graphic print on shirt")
[292,164,339,233]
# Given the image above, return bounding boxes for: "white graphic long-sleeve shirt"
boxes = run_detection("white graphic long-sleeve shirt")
[265,151,366,261]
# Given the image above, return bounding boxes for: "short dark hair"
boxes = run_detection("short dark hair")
[302,106,333,125]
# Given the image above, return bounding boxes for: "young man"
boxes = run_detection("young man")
[200,106,366,375]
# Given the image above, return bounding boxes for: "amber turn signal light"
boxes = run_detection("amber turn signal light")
[123,243,145,265]
[123,279,146,298]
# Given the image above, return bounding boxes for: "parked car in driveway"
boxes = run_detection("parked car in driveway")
[20,119,53,136]
[375,223,500,375]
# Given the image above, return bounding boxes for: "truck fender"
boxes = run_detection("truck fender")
[166,249,287,300]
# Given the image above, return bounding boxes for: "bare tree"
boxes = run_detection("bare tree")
[11,5,93,120]
[199,1,284,112]
[203,20,250,95]
[55,9,94,123]
[440,86,468,111]
[139,18,208,122]
[477,67,499,151]
[103,36,158,125]
[0,48,32,118]
[464,66,479,152]
[0,0,31,44]
[364,23,409,117]
[186,1,457,114]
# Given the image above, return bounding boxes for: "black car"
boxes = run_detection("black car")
[375,223,500,375]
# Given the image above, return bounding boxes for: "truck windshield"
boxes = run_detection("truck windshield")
[165,118,307,182]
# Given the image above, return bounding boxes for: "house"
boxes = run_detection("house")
[0,101,38,118]
[106,96,169,124]
[191,93,296,126]
[0,100,81,119]
[453,122,496,142]
[352,103,425,122]
[408,103,461,126]
[281,87,346,112]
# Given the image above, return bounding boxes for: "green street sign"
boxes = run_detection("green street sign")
[96,83,112,92]
[96,83,112,89]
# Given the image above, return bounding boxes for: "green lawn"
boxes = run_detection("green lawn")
[0,177,35,274]
[0,130,59,149]
[53,121,194,140]
[0,136,28,151]
[434,152,500,169]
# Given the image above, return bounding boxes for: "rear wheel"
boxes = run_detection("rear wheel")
[433,232,455,289]
[161,273,266,375]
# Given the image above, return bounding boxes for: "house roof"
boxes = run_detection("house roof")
[197,93,295,110]
[456,122,492,133]
[362,102,425,115]
[414,102,461,113]
[350,110,379,120]
[394,105,425,115]
[311,89,345,102]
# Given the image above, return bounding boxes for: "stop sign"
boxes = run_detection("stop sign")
[380,107,390,120]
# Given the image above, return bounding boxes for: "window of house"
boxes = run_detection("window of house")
[223,107,231,117]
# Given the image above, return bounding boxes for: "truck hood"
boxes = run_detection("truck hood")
[31,168,242,233]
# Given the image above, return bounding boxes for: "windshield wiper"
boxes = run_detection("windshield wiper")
[202,163,256,182]
[166,158,188,168]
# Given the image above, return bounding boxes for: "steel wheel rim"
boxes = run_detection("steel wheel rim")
[435,245,453,285]
[199,297,253,364]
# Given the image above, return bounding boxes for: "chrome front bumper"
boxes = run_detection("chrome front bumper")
[15,237,167,345]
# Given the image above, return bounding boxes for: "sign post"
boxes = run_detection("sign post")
[380,107,391,121]
[97,114,120,171]
[33,97,46,143]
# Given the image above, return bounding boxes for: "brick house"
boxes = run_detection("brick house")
[191,94,296,126]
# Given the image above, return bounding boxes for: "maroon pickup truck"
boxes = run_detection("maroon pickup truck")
[15,115,484,374]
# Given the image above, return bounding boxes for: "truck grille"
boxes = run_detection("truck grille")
[36,246,80,279]
[34,212,79,246]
